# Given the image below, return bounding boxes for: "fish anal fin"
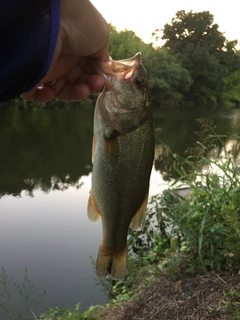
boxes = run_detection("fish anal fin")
[131,191,149,231]
[87,190,100,223]
[96,242,127,280]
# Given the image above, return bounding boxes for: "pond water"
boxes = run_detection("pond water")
[1,106,240,317]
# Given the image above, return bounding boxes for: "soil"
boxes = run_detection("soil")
[102,271,240,320]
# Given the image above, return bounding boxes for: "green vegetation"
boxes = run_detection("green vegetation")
[161,10,240,107]
[2,9,240,319]
[7,10,240,110]
[1,118,240,318]
[109,10,240,108]
[38,304,100,320]
[0,267,101,320]
[0,268,45,320]
[97,125,240,318]
[37,121,240,319]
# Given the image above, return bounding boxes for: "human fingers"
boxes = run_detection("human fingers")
[21,87,55,103]
[21,73,104,103]
[55,74,104,100]
[20,78,65,103]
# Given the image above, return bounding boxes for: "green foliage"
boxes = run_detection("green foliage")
[127,121,240,277]
[92,121,240,308]
[223,286,240,319]
[39,304,81,320]
[221,70,240,107]
[109,24,150,60]
[0,268,45,320]
[111,282,132,303]
[39,122,240,316]
[161,10,240,107]
[161,169,240,272]
[144,48,192,107]
[39,304,100,320]
[93,254,157,307]
[109,24,192,108]
[128,195,171,265]
[9,16,240,109]
[162,10,225,54]
[110,16,240,108]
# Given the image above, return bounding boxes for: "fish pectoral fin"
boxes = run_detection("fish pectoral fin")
[91,135,96,164]
[96,242,127,280]
[131,191,149,231]
[87,191,101,223]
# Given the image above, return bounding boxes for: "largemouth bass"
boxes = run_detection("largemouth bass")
[88,53,154,280]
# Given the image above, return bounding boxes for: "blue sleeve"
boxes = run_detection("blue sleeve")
[0,0,60,102]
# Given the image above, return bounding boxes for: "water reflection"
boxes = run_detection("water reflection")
[2,106,240,316]
[0,108,94,197]
[0,176,107,317]
[154,108,240,181]
[2,107,240,197]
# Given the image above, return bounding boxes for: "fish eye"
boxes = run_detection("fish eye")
[135,76,145,88]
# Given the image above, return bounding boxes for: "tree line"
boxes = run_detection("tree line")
[6,10,240,109]
[109,10,240,108]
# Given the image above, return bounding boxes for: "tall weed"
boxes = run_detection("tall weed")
[129,120,240,273]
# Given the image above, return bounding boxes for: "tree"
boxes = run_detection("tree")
[108,24,192,107]
[144,47,192,107]
[161,10,240,107]
[162,10,225,54]
[109,24,149,60]
[221,70,240,107]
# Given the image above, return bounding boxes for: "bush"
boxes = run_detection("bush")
[129,126,240,273]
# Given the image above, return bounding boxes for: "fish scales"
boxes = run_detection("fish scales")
[88,53,155,280]
[93,118,153,249]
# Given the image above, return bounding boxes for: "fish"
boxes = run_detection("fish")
[87,53,155,280]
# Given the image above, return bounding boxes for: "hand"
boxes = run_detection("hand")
[21,0,109,103]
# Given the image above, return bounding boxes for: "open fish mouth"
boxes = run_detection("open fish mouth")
[88,52,154,280]
[94,52,142,90]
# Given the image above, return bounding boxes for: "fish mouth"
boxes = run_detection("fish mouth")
[94,53,142,90]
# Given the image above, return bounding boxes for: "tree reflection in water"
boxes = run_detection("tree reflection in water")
[0,107,94,197]
[1,106,240,197]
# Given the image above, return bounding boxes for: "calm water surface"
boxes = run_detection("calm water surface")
[1,106,240,317]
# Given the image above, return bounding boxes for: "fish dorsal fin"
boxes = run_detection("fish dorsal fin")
[87,190,101,223]
[131,191,149,231]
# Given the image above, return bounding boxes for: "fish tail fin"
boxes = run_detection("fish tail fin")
[96,242,127,280]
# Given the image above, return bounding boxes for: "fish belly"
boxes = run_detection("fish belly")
[90,117,154,279]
